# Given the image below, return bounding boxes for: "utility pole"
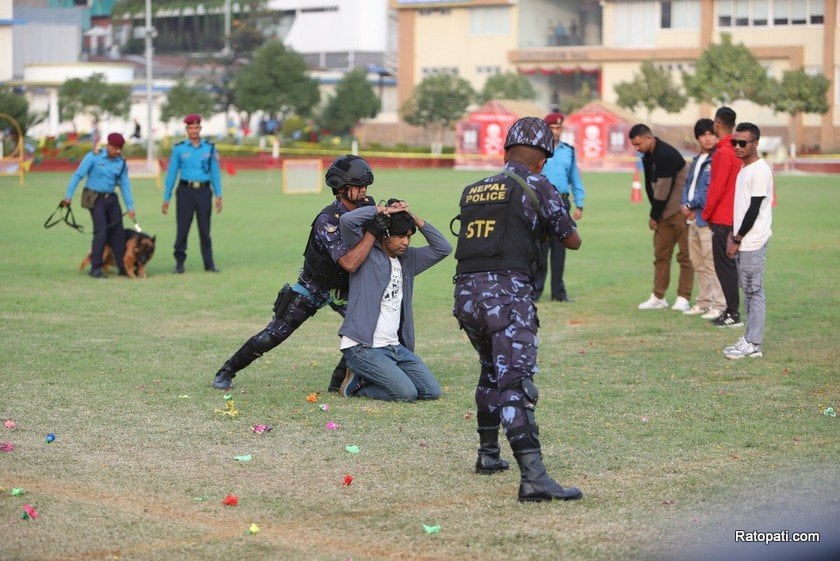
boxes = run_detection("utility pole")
[144,0,155,164]
[223,0,232,56]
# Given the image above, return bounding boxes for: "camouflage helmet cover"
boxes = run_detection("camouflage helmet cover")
[504,116,555,157]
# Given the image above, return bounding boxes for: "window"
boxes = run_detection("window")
[752,0,768,25]
[469,6,510,36]
[418,8,450,16]
[734,0,749,26]
[614,1,658,45]
[421,67,459,77]
[791,1,807,24]
[718,0,824,27]
[772,0,788,24]
[661,0,700,29]
[300,6,338,13]
[809,0,823,23]
[476,66,501,75]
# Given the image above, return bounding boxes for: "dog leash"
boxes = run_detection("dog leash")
[44,206,143,235]
[44,204,84,233]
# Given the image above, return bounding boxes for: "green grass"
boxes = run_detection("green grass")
[1,169,838,561]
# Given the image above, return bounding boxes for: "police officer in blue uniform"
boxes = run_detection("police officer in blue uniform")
[453,117,584,502]
[534,112,586,302]
[61,132,136,279]
[162,114,222,273]
[212,155,379,392]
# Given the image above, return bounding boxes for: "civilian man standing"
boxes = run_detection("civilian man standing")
[701,107,743,328]
[162,114,222,274]
[628,124,693,311]
[723,123,773,359]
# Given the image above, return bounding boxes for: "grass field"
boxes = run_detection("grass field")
[1,168,838,561]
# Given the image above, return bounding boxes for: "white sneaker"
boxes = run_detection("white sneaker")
[724,339,763,359]
[638,293,669,310]
[671,296,691,312]
[723,337,747,354]
[701,308,723,320]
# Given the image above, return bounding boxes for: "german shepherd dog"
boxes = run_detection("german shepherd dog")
[79,229,156,278]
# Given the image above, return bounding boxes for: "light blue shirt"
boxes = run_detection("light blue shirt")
[541,141,585,209]
[163,139,222,202]
[65,151,134,211]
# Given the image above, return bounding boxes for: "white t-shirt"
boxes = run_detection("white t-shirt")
[340,256,403,349]
[687,152,709,202]
[733,158,773,252]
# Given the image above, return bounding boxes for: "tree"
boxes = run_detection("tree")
[229,21,265,55]
[160,80,217,125]
[0,87,44,137]
[682,33,772,105]
[614,61,687,121]
[317,68,381,136]
[400,74,475,151]
[771,69,829,117]
[233,40,320,119]
[59,73,131,130]
[480,71,536,103]
[770,68,830,151]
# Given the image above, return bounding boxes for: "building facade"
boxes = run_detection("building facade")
[393,0,839,152]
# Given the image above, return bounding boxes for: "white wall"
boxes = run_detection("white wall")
[270,0,388,53]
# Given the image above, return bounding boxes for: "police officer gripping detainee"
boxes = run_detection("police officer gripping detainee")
[162,114,223,274]
[212,155,378,393]
[452,117,583,502]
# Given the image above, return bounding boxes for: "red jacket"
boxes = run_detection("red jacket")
[701,134,741,225]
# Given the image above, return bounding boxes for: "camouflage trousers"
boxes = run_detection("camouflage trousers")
[453,271,540,449]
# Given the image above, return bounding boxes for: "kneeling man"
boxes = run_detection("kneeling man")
[338,201,452,401]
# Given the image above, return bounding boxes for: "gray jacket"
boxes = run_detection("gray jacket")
[338,206,452,351]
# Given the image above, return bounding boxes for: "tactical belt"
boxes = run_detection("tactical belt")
[180,180,210,189]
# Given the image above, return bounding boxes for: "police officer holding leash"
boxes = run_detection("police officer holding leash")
[212,155,380,392]
[61,132,135,279]
[162,114,222,274]
[452,117,583,502]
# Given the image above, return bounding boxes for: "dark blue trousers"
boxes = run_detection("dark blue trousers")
[174,184,214,270]
[89,194,125,272]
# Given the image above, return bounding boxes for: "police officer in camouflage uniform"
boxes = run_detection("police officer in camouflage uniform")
[452,117,584,502]
[212,155,378,391]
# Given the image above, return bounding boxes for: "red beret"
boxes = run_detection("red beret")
[544,112,565,125]
[184,114,202,125]
[107,132,125,147]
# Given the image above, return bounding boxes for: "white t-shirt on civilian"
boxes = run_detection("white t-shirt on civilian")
[340,256,402,349]
[733,158,773,252]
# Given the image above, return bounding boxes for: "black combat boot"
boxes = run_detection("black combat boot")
[328,356,348,393]
[212,333,273,390]
[213,362,236,390]
[475,425,511,474]
[514,448,582,502]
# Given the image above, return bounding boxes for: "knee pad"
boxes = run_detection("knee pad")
[249,329,282,355]
[501,377,539,427]
[273,284,318,328]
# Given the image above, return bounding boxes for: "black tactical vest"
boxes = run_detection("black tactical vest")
[301,203,349,291]
[454,172,543,275]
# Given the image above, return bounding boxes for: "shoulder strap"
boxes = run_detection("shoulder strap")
[501,169,541,211]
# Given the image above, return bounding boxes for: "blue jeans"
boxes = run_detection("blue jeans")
[342,344,441,402]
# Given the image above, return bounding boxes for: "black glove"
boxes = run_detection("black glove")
[365,213,390,238]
